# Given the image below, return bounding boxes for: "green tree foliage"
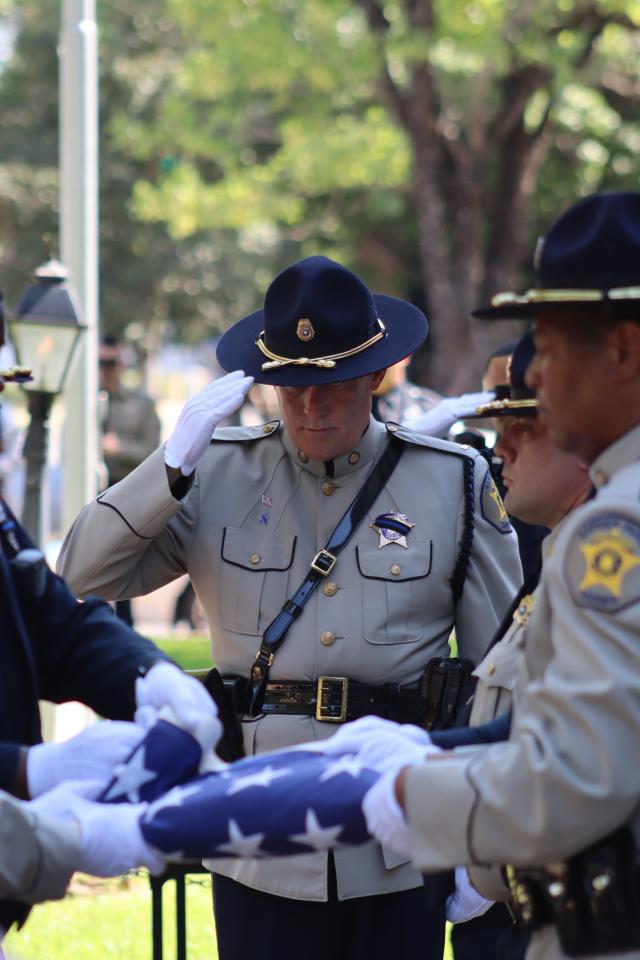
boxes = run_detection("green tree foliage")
[0,0,274,349]
[125,0,640,388]
[0,1,639,388]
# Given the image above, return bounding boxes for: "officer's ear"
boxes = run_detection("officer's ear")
[607,320,640,383]
[371,369,387,392]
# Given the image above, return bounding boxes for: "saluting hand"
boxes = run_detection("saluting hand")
[164,370,254,477]
[408,390,494,438]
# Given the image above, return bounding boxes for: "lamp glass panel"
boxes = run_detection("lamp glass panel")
[10,323,80,393]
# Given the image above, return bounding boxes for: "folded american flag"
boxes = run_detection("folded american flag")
[100,720,379,859]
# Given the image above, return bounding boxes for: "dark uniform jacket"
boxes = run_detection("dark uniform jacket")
[0,502,166,792]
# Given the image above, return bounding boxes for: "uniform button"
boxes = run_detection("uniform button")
[249,553,261,565]
[298,450,309,463]
[320,630,336,646]
[487,663,496,676]
[323,581,338,597]
[263,423,274,434]
[348,451,360,465]
[390,564,401,576]
[321,480,336,496]
[593,468,607,486]
[387,424,398,433]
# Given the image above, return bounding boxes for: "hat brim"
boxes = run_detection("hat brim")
[464,400,538,419]
[216,294,427,386]
[473,297,640,321]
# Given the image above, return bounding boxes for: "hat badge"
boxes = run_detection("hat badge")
[296,318,315,342]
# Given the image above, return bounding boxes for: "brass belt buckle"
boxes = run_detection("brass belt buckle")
[316,676,349,722]
[310,549,337,577]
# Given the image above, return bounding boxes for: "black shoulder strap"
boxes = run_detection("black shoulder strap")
[450,454,475,604]
[245,435,405,716]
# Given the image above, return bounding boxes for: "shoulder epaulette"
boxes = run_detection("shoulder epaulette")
[210,420,281,444]
[386,423,477,460]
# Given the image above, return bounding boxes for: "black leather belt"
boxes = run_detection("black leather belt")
[260,677,424,724]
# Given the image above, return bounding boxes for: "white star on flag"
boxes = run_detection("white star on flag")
[290,809,344,850]
[318,755,364,782]
[224,764,291,796]
[216,819,266,857]
[144,783,205,820]
[103,747,157,803]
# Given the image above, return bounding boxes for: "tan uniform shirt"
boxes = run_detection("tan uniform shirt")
[58,416,521,900]
[0,792,80,905]
[404,423,640,958]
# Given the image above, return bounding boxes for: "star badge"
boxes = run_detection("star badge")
[369,512,415,549]
[579,526,640,599]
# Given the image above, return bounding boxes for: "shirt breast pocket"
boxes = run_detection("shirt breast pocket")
[356,540,433,644]
[219,527,296,636]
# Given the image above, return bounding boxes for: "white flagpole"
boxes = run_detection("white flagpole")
[59,0,99,534]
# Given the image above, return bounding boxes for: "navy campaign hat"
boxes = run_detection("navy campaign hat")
[469,332,537,418]
[216,256,427,386]
[474,192,640,320]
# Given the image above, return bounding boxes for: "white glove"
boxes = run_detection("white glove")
[27,721,146,799]
[407,391,494,438]
[135,662,223,763]
[321,716,433,757]
[29,781,165,877]
[362,768,413,857]
[446,866,494,923]
[322,717,439,774]
[164,370,254,476]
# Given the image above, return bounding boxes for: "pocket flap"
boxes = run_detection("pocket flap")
[356,542,432,582]
[473,646,519,691]
[221,527,296,572]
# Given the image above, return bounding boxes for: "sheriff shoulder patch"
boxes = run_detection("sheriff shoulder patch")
[480,471,512,535]
[564,513,640,613]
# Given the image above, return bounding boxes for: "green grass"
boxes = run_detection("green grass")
[151,635,213,672]
[5,873,217,960]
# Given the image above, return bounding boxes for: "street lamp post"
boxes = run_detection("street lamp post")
[10,260,86,545]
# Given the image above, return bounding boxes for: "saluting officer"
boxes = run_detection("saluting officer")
[58,256,521,960]
[361,192,640,960]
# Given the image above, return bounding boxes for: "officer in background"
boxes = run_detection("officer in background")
[99,334,161,625]
[445,331,592,958]
[371,355,442,423]
[58,255,522,960]
[359,191,640,960]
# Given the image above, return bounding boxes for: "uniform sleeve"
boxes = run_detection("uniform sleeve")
[57,446,192,600]
[430,711,511,749]
[30,568,170,719]
[0,792,80,903]
[404,505,640,872]
[0,744,23,794]
[454,457,523,663]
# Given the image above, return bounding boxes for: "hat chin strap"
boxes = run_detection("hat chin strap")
[255,319,386,372]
